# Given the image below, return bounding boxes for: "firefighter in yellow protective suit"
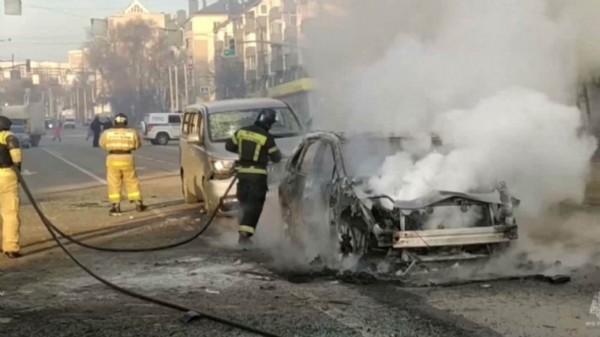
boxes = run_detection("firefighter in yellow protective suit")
[0,116,22,258]
[99,113,147,216]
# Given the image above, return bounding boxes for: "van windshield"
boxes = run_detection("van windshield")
[208,107,302,142]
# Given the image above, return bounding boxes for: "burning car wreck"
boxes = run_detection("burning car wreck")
[278,131,519,275]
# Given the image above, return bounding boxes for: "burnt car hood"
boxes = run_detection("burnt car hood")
[355,188,514,209]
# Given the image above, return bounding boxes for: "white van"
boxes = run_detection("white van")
[179,98,305,214]
[140,112,182,145]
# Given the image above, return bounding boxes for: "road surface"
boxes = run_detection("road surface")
[1,128,599,337]
[20,127,180,194]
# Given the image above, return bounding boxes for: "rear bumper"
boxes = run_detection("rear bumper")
[393,226,517,249]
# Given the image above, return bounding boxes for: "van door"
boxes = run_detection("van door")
[180,112,193,171]
[188,111,207,199]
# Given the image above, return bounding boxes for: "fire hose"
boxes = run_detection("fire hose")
[16,170,283,337]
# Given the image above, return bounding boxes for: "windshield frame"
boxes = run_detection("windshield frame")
[207,107,303,143]
[340,137,406,178]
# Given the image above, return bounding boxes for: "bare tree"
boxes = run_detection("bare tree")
[87,19,171,122]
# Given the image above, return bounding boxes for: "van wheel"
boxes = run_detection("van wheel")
[155,133,169,146]
[182,171,198,204]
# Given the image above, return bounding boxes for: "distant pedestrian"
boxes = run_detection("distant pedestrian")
[90,116,102,147]
[52,121,62,142]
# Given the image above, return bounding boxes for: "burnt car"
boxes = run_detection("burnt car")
[278,131,519,273]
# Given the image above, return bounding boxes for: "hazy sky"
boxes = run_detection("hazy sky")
[0,0,192,62]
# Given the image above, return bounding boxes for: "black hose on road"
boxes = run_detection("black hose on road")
[16,170,284,337]
[32,178,236,253]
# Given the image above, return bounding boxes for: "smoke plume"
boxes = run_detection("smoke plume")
[293,0,600,269]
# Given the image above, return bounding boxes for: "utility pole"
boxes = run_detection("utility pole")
[83,86,88,121]
[168,66,174,112]
[76,87,80,120]
[175,65,180,111]
[183,64,189,107]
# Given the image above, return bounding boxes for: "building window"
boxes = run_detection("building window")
[272,22,282,34]
[261,5,268,15]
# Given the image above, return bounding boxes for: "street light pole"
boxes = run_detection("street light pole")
[175,65,180,111]
[168,66,174,112]
[183,64,189,107]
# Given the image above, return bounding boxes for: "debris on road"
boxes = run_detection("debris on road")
[0,317,13,324]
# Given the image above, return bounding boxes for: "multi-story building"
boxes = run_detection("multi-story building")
[108,0,167,30]
[0,60,70,84]
[184,0,235,102]
[213,0,318,121]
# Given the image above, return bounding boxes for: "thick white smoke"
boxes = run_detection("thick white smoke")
[296,0,600,269]
[368,88,596,216]
[303,0,598,215]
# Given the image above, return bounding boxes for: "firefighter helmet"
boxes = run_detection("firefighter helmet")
[0,116,12,131]
[256,109,277,129]
[114,113,128,126]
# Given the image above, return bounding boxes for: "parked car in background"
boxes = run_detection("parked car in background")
[140,112,182,145]
[10,124,30,149]
[179,98,305,214]
[63,118,76,129]
[278,131,519,273]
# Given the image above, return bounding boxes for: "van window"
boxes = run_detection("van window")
[168,115,181,124]
[190,113,202,136]
[182,113,192,135]
[208,107,302,142]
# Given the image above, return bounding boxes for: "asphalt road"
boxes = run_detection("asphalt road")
[20,127,180,194]
[0,180,494,337]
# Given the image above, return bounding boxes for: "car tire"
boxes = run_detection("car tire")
[182,170,199,204]
[30,136,40,147]
[155,133,169,146]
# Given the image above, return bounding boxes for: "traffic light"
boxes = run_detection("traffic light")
[4,0,22,15]
[223,38,236,57]
[25,59,31,73]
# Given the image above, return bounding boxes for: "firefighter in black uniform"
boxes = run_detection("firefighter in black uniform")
[226,109,282,244]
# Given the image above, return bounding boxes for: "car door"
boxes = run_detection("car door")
[281,140,324,227]
[180,112,193,170]
[301,141,338,223]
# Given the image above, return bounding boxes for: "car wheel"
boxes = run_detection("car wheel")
[182,170,199,204]
[331,211,367,271]
[155,133,169,146]
[30,136,40,147]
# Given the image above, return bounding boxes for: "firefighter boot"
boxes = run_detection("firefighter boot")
[4,251,21,259]
[109,203,122,216]
[135,201,147,212]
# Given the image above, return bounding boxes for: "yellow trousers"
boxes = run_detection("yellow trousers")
[0,168,20,253]
[106,154,143,203]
